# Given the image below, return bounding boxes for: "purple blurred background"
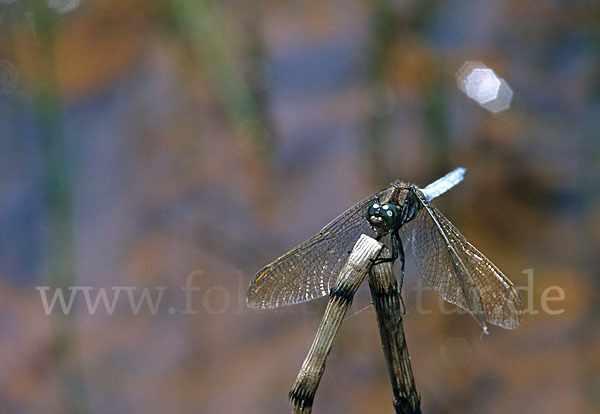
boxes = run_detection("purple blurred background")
[1,0,599,412]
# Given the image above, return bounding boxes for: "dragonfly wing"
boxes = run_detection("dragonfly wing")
[247,192,379,309]
[400,190,523,330]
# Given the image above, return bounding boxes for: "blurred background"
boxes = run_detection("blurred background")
[1,0,599,413]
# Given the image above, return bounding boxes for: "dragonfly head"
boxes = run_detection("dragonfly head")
[366,200,401,236]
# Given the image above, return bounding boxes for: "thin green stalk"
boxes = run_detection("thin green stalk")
[166,0,271,154]
[27,3,88,412]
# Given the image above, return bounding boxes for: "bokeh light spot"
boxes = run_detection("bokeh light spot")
[465,68,500,104]
[457,61,513,113]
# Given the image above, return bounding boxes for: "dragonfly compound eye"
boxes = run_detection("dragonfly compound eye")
[366,202,400,235]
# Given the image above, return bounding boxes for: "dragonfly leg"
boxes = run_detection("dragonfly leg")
[391,231,405,271]
[392,232,407,315]
[371,234,395,265]
[371,255,395,265]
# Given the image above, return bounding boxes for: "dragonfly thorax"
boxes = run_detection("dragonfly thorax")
[366,202,401,236]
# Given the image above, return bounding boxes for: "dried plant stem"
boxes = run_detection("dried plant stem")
[368,249,421,413]
[289,235,420,413]
[289,235,384,413]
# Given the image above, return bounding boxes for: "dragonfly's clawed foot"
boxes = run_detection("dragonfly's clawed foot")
[370,257,396,266]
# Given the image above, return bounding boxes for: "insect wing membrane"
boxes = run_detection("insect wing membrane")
[400,190,523,330]
[433,209,524,329]
[246,192,379,309]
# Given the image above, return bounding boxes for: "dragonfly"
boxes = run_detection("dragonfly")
[247,168,523,331]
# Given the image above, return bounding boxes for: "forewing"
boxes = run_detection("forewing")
[246,192,379,309]
[400,193,523,329]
